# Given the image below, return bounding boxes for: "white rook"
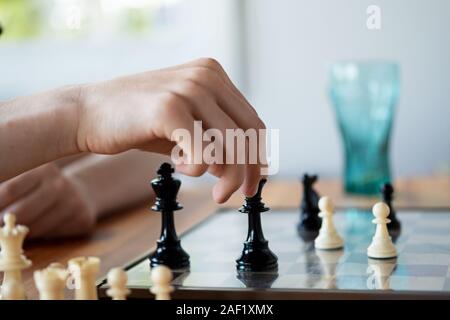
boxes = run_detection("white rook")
[68,256,100,300]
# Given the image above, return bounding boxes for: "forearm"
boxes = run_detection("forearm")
[63,150,169,219]
[0,86,81,181]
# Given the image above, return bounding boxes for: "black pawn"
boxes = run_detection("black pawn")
[149,163,190,270]
[297,174,321,234]
[236,179,278,272]
[381,183,401,232]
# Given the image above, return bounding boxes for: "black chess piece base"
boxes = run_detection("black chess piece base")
[150,238,190,270]
[236,240,278,272]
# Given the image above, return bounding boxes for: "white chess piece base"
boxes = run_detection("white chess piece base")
[315,234,344,250]
[367,237,397,259]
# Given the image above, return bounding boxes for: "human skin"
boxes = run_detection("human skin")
[0,58,267,204]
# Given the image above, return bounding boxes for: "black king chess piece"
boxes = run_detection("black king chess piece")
[236,179,278,272]
[297,174,321,235]
[381,183,401,232]
[149,163,190,270]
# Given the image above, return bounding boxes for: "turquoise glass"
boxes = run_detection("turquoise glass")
[329,61,400,195]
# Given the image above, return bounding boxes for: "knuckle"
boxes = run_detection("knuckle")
[197,57,221,69]
[187,67,213,82]
[179,79,202,96]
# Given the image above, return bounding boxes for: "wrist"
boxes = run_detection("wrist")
[55,84,84,155]
[0,85,83,180]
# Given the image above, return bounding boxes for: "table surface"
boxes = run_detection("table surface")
[19,175,450,299]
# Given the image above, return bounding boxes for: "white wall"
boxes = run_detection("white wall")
[243,0,450,178]
[0,0,243,98]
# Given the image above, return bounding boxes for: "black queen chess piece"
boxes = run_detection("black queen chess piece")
[297,174,321,235]
[236,179,278,272]
[149,163,190,270]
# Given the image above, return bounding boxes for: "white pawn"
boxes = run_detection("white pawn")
[150,265,174,300]
[314,197,344,250]
[367,202,397,259]
[34,263,68,300]
[106,268,130,300]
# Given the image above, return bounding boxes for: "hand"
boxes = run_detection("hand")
[0,163,96,240]
[78,58,266,203]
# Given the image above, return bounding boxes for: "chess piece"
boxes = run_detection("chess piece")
[68,256,100,300]
[149,163,190,270]
[0,213,32,300]
[314,197,344,250]
[236,179,278,272]
[316,249,344,289]
[106,268,130,300]
[298,174,321,234]
[367,258,397,290]
[150,265,174,300]
[381,183,401,231]
[34,263,68,300]
[367,202,397,259]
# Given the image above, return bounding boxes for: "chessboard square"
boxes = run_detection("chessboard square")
[402,244,450,254]
[345,252,370,264]
[390,276,446,291]
[408,234,450,245]
[397,253,450,266]
[272,274,323,289]
[335,276,370,290]
[443,278,450,291]
[274,251,304,263]
[336,263,368,277]
[191,261,235,273]
[413,227,450,235]
[393,264,449,277]
[295,252,320,263]
[180,272,234,287]
[347,242,372,253]
[286,262,322,275]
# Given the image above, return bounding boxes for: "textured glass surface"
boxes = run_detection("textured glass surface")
[329,62,400,195]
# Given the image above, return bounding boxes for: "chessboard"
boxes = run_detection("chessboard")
[98,208,450,299]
